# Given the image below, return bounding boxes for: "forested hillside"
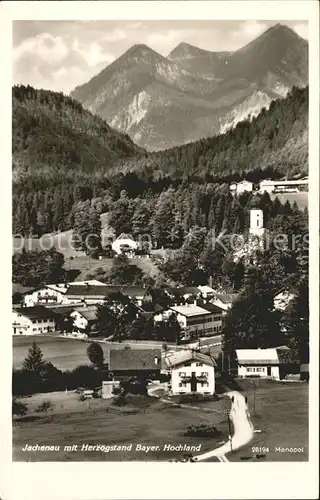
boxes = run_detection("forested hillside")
[117,85,308,181]
[12,84,146,183]
[12,85,308,236]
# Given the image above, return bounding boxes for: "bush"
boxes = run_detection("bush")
[184,424,221,438]
[112,386,122,395]
[178,394,212,404]
[12,398,28,416]
[113,394,127,406]
[120,377,148,395]
[36,400,54,414]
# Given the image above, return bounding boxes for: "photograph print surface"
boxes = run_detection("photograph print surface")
[12,18,309,464]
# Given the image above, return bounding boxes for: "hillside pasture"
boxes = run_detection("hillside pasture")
[270,191,308,210]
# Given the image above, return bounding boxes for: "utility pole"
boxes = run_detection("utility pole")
[250,378,259,416]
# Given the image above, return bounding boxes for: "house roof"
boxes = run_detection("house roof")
[48,305,79,316]
[14,306,56,321]
[115,233,135,241]
[170,305,211,317]
[164,349,217,369]
[176,287,201,296]
[201,303,224,314]
[198,285,216,295]
[72,307,98,322]
[65,285,147,298]
[108,348,161,371]
[214,293,238,304]
[236,348,279,366]
[138,303,163,314]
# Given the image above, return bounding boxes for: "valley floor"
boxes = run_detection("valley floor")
[13,391,230,462]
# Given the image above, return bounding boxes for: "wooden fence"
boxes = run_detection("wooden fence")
[13,401,176,425]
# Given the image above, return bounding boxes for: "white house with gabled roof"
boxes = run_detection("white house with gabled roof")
[236,348,281,380]
[230,180,253,195]
[164,350,216,395]
[111,233,139,255]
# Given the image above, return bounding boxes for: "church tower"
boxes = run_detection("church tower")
[249,209,265,250]
[249,209,265,238]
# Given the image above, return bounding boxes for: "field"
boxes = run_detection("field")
[63,254,159,281]
[270,191,308,210]
[13,335,107,370]
[13,390,230,461]
[13,335,168,371]
[228,379,309,462]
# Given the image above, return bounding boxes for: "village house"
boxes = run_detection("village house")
[155,304,223,340]
[259,177,308,194]
[210,293,238,315]
[164,286,216,305]
[63,284,152,307]
[236,348,285,380]
[163,350,216,395]
[197,285,216,299]
[18,280,106,307]
[12,306,56,335]
[111,233,139,256]
[21,283,68,307]
[108,348,162,381]
[69,306,98,333]
[137,303,164,320]
[230,180,253,195]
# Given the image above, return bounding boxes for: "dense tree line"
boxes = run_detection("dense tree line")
[12,248,65,287]
[12,84,308,236]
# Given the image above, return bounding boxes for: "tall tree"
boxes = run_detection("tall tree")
[87,342,105,369]
[22,342,45,373]
[223,267,282,356]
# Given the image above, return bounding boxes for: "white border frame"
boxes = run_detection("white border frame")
[0,2,319,499]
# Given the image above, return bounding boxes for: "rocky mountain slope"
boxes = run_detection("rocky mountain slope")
[71,24,308,150]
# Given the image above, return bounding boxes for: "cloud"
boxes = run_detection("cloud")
[14,33,69,63]
[102,29,127,43]
[72,39,115,67]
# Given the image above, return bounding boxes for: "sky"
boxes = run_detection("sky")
[12,20,308,94]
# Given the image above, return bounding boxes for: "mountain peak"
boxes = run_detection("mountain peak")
[123,43,164,61]
[168,42,212,59]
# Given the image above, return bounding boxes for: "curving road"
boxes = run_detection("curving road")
[192,391,254,462]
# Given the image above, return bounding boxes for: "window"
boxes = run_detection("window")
[256,367,265,373]
[179,382,187,387]
[201,372,209,377]
[196,363,203,367]
[201,382,209,387]
[246,367,255,373]
[179,372,186,377]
